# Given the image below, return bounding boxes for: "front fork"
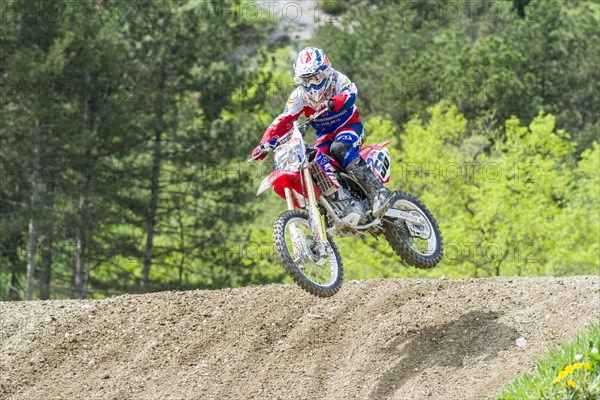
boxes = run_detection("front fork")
[283,168,329,256]
[302,166,329,254]
[284,188,295,211]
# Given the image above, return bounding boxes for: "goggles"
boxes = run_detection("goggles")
[294,69,329,88]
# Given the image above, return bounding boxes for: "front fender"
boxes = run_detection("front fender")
[257,170,302,196]
[257,170,308,209]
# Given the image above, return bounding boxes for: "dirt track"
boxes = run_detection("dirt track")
[1,276,599,400]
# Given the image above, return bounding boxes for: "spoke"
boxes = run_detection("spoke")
[309,265,318,283]
[305,263,317,282]
[284,217,337,286]
[312,263,325,283]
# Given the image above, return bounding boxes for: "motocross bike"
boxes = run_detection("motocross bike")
[250,108,443,297]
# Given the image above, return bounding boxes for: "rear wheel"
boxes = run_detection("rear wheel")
[384,192,443,268]
[273,210,343,297]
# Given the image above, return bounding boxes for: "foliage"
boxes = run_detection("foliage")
[0,0,277,299]
[321,104,599,279]
[314,0,599,150]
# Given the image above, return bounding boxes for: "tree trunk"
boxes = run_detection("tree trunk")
[142,62,165,292]
[26,125,40,300]
[9,269,20,300]
[39,172,54,300]
[72,76,94,299]
[495,248,509,277]
[72,193,87,299]
[177,208,185,287]
[8,233,22,301]
[26,217,36,300]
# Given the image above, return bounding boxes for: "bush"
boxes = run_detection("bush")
[320,0,346,16]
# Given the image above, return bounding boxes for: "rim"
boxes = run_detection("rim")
[391,199,438,257]
[284,217,339,287]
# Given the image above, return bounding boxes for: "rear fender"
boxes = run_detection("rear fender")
[359,141,392,158]
[360,141,392,184]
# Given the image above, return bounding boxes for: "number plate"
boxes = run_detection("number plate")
[274,138,304,172]
[366,148,391,183]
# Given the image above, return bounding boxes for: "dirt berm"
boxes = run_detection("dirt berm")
[1,276,599,400]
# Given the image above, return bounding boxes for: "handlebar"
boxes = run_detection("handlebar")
[248,106,331,162]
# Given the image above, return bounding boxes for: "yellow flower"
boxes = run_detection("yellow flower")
[553,377,561,384]
[567,379,576,388]
[583,362,592,370]
[565,365,574,374]
[574,362,583,369]
[558,370,568,379]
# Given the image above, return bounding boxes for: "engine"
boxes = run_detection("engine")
[328,186,369,226]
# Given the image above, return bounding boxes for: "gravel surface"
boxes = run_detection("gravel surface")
[1,276,599,400]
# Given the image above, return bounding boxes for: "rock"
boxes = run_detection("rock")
[515,337,527,347]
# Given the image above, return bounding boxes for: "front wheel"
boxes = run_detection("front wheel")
[273,210,343,297]
[384,192,443,269]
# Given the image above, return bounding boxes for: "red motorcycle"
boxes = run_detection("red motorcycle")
[251,109,443,297]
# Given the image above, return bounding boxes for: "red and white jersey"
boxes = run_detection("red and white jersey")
[259,71,360,144]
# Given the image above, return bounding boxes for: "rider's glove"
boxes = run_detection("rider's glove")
[317,100,335,114]
[252,145,266,160]
[252,139,277,161]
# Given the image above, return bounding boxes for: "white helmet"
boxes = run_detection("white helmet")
[293,47,335,108]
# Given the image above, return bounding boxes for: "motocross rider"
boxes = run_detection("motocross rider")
[252,47,394,217]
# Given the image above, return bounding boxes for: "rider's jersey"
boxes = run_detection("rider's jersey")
[259,71,360,144]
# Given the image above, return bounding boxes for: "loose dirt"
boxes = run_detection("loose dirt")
[1,276,599,400]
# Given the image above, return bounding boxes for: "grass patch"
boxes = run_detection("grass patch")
[494,322,600,399]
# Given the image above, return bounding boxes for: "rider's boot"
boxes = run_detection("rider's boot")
[345,157,395,217]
